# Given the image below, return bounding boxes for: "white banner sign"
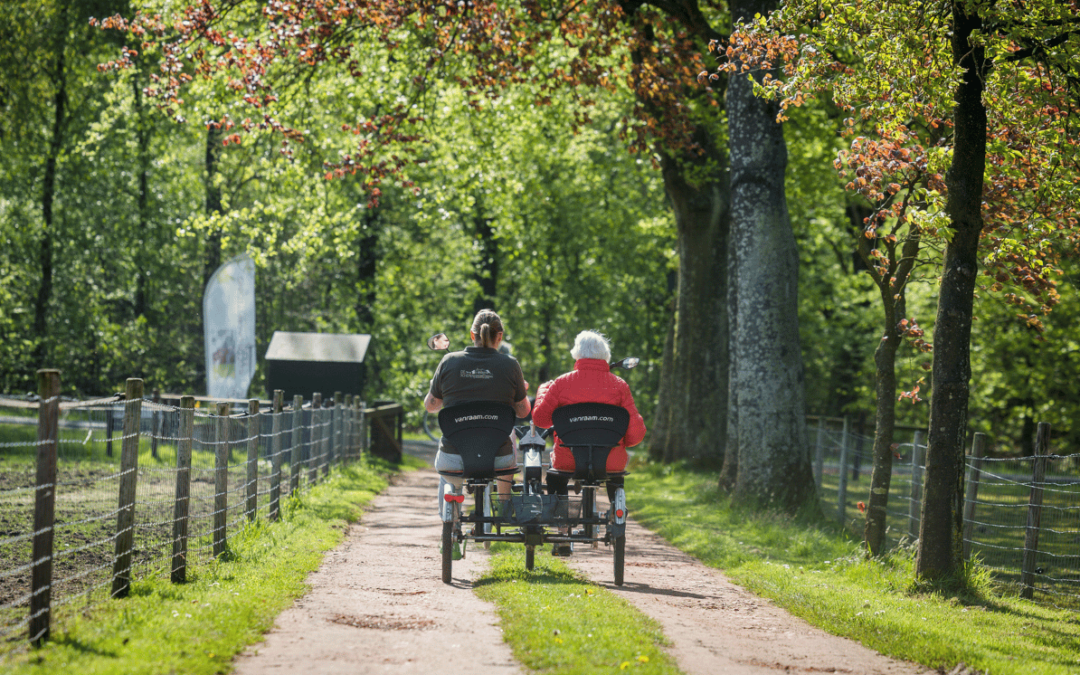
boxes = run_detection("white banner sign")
[204,254,256,400]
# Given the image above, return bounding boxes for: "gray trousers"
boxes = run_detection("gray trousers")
[436,447,517,519]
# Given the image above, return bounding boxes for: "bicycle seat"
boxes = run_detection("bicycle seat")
[438,401,517,479]
[547,402,630,482]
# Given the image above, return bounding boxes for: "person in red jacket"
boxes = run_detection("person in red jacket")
[531,330,646,506]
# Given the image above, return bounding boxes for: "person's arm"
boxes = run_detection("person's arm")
[424,391,443,413]
[426,357,446,413]
[530,380,559,428]
[619,379,647,447]
[513,396,531,419]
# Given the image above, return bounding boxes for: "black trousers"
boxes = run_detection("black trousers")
[546,472,623,503]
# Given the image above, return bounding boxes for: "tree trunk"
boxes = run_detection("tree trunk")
[863,292,902,555]
[133,57,151,318]
[648,304,676,462]
[356,207,379,396]
[916,2,986,581]
[861,223,920,555]
[472,194,498,313]
[727,0,816,511]
[203,124,223,288]
[655,123,730,467]
[33,1,69,368]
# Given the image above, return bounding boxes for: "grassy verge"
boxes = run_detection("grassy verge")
[474,544,682,675]
[629,462,1080,675]
[1,455,421,675]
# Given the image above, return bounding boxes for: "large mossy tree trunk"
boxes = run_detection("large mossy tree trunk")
[726,0,816,511]
[652,123,730,466]
[916,2,986,580]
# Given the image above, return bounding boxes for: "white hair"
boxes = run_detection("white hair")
[571,330,611,362]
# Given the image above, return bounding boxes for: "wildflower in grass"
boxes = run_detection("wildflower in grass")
[857,501,866,513]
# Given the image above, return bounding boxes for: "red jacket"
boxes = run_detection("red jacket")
[531,358,647,473]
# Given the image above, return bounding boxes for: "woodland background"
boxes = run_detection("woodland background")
[1,0,1079,460]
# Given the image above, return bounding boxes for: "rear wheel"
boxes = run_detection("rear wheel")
[441,521,454,584]
[582,488,594,543]
[613,535,625,586]
[525,545,535,570]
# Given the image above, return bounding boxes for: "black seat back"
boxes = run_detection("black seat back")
[438,401,516,478]
[550,403,630,481]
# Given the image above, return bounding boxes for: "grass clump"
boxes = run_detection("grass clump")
[629,462,1080,675]
[1,456,412,675]
[475,544,681,675]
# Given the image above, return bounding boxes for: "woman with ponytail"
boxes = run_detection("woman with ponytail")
[424,310,530,520]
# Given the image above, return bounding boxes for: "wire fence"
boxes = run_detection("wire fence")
[812,416,1080,610]
[0,372,403,648]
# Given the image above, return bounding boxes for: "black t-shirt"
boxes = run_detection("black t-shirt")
[429,346,526,456]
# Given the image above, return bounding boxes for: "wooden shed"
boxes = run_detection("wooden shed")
[265,332,371,401]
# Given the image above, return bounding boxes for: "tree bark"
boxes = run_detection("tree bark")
[863,281,903,554]
[203,124,224,288]
[648,304,676,462]
[861,224,920,555]
[33,1,70,368]
[355,207,379,396]
[133,57,151,318]
[727,0,816,511]
[655,123,730,466]
[916,2,986,580]
[472,194,498,313]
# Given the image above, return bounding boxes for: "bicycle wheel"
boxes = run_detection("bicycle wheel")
[423,411,441,442]
[442,520,453,584]
[613,535,625,586]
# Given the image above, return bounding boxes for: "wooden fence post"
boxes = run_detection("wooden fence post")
[321,396,332,477]
[213,402,230,558]
[29,369,60,645]
[332,393,341,466]
[1021,422,1051,600]
[245,399,259,521]
[105,407,115,458]
[290,395,303,494]
[309,393,322,484]
[150,389,161,460]
[329,391,341,471]
[352,398,361,457]
[111,378,143,598]
[269,390,284,521]
[171,396,195,583]
[342,395,353,460]
[813,416,824,488]
[837,416,850,525]
[908,430,925,540]
[962,432,986,560]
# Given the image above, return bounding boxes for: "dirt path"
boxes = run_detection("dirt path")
[232,463,521,675]
[233,444,935,675]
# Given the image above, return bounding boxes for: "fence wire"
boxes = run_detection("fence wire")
[0,393,369,646]
[812,417,1080,610]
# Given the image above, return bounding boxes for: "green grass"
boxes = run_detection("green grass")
[816,459,1080,604]
[628,462,1080,675]
[474,544,681,675]
[0,456,414,675]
